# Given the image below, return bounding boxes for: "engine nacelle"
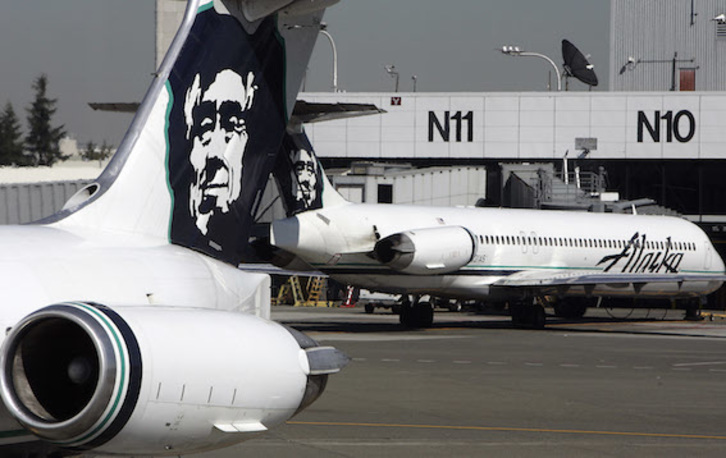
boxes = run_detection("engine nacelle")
[0,302,347,456]
[374,226,476,275]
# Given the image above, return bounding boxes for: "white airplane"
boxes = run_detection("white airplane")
[269,130,726,328]
[0,0,348,456]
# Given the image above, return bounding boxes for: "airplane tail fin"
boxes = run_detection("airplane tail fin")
[272,127,347,217]
[53,0,335,264]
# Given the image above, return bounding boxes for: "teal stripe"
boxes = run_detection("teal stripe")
[164,82,175,243]
[311,262,600,272]
[197,1,214,13]
[55,303,128,447]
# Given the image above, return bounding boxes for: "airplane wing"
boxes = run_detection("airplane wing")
[491,269,726,294]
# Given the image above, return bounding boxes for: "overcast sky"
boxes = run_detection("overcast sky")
[0,0,609,147]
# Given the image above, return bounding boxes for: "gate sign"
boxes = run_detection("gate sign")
[637,110,696,143]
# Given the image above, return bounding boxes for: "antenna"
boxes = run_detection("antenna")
[561,39,598,88]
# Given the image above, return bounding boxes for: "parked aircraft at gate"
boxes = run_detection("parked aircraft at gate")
[269,130,726,328]
[0,1,348,456]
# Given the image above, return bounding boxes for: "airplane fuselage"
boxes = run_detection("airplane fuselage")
[271,204,725,300]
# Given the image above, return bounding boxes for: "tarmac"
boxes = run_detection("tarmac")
[194,305,726,458]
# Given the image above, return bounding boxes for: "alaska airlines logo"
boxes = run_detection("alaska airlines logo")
[597,233,684,274]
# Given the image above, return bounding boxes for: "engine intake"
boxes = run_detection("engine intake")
[0,302,141,448]
[374,226,476,275]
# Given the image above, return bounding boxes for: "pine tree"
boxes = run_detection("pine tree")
[80,139,113,163]
[80,140,97,161]
[25,74,67,166]
[0,102,27,166]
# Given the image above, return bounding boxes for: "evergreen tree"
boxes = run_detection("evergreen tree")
[25,74,67,166]
[80,140,97,161]
[0,102,27,166]
[80,139,113,163]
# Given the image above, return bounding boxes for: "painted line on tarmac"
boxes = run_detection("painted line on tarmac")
[287,421,726,441]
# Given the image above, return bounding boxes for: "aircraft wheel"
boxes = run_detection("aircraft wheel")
[553,300,587,319]
[531,304,546,329]
[364,303,375,314]
[416,302,434,327]
[684,301,704,321]
[399,302,434,328]
[509,303,528,328]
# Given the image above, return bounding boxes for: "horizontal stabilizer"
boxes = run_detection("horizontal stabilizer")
[88,102,139,113]
[89,100,385,125]
[291,100,386,124]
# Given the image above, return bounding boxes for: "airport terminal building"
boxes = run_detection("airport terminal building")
[303,91,726,219]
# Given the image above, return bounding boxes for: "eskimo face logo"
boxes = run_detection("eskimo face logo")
[184,69,258,235]
[290,148,319,209]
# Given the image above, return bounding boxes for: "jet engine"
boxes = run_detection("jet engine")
[373,226,476,275]
[0,302,347,456]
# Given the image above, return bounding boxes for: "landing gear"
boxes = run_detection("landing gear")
[553,299,588,319]
[399,297,434,328]
[510,302,546,329]
[684,299,705,321]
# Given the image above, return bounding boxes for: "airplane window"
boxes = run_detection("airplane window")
[516,236,521,244]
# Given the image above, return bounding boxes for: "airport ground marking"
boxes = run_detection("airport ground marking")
[287,421,726,441]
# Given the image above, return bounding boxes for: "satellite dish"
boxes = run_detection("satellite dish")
[562,39,598,87]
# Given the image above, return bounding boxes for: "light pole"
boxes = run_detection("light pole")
[385,65,399,92]
[288,23,339,92]
[500,45,562,91]
[318,24,338,92]
[619,52,695,91]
